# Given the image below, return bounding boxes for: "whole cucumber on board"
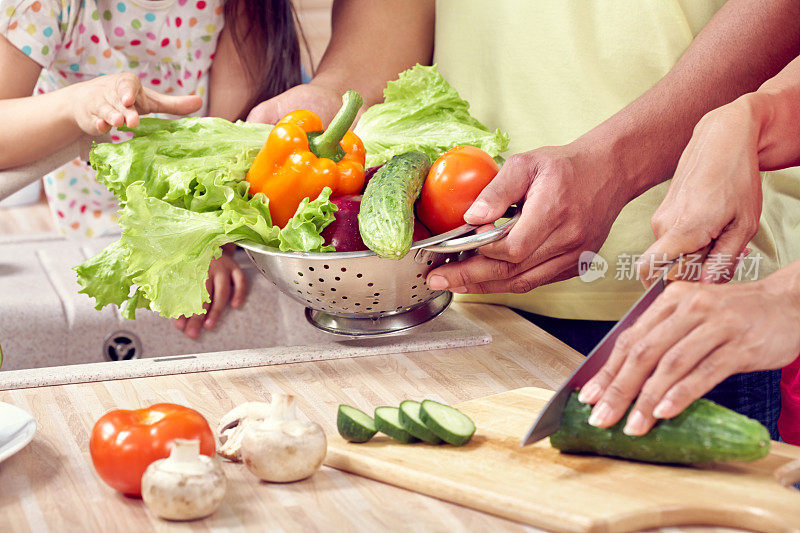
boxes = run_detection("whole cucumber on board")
[358,151,431,259]
[550,391,771,464]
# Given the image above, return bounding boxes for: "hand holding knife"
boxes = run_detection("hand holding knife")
[523,245,713,445]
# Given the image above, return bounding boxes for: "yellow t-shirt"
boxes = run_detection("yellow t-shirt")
[434,0,800,320]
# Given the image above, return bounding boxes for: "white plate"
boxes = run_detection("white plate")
[0,402,36,463]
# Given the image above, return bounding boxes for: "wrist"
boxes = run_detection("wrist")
[567,133,634,212]
[60,83,91,133]
[762,260,800,318]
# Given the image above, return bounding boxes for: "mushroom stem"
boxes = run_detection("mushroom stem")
[270,394,297,421]
[171,438,199,463]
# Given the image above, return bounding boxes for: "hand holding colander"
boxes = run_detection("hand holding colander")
[239,205,521,336]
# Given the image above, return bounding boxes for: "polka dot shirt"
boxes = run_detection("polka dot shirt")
[1,0,224,238]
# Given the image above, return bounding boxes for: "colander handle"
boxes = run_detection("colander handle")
[421,204,522,253]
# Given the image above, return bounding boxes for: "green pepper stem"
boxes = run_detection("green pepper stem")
[311,90,363,159]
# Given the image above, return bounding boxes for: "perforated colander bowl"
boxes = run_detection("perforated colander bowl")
[238,206,520,336]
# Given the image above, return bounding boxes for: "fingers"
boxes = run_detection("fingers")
[173,316,188,330]
[426,250,575,294]
[204,268,232,329]
[115,73,140,108]
[585,298,693,430]
[699,223,752,284]
[652,346,737,420]
[579,291,681,406]
[476,197,558,264]
[463,154,533,225]
[139,87,202,117]
[183,313,206,339]
[229,265,247,308]
[625,322,730,435]
[458,253,576,294]
[637,225,712,287]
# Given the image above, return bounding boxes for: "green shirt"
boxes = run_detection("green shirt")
[434,0,800,320]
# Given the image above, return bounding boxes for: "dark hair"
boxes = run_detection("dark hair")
[224,0,310,121]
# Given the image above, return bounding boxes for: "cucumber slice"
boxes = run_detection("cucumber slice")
[337,405,378,443]
[374,406,418,444]
[420,400,476,446]
[399,401,442,444]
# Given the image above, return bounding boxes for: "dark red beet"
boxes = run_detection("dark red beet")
[412,221,431,242]
[322,195,368,252]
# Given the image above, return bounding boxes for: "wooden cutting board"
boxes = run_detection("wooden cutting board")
[324,387,800,532]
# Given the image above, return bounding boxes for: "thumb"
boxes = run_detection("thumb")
[247,98,284,125]
[464,154,532,225]
[637,225,711,287]
[139,88,202,116]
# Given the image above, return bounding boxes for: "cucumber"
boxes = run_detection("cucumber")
[399,401,443,444]
[374,406,418,443]
[550,391,771,464]
[358,151,431,259]
[337,405,378,443]
[420,400,476,446]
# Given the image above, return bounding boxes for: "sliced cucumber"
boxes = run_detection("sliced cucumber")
[399,401,442,444]
[374,406,418,444]
[420,400,476,446]
[337,405,378,443]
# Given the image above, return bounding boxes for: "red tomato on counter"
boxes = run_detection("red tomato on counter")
[89,403,215,496]
[417,145,499,235]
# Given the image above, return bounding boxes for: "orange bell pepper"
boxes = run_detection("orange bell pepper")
[246,90,366,227]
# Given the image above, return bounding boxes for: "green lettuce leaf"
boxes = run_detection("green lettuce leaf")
[76,117,337,319]
[354,64,510,167]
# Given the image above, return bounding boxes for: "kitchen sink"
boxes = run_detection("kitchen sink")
[0,234,489,373]
[0,234,346,371]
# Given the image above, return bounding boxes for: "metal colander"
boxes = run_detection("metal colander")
[238,206,520,336]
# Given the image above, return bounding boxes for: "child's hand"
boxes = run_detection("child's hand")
[173,247,247,339]
[72,72,202,135]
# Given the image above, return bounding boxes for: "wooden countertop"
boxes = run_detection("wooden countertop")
[0,304,757,532]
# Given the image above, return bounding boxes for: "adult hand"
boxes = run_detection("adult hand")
[578,268,800,436]
[247,83,350,126]
[637,103,762,286]
[173,246,247,339]
[426,145,629,294]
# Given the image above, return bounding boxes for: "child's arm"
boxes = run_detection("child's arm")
[0,35,202,170]
[205,11,256,121]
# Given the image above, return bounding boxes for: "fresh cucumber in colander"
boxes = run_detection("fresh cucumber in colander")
[420,400,476,446]
[358,151,431,260]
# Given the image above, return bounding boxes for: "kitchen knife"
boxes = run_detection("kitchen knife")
[521,267,670,446]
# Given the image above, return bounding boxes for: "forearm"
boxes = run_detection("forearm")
[0,88,83,169]
[574,0,800,200]
[311,0,434,106]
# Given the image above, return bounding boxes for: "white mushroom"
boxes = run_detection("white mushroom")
[240,394,327,483]
[216,401,273,461]
[141,439,226,521]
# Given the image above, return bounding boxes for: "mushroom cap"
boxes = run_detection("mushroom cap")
[241,419,327,483]
[141,454,226,521]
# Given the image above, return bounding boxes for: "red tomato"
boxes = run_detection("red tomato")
[89,403,215,496]
[417,145,499,235]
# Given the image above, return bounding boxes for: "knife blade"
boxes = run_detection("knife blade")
[521,269,670,446]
